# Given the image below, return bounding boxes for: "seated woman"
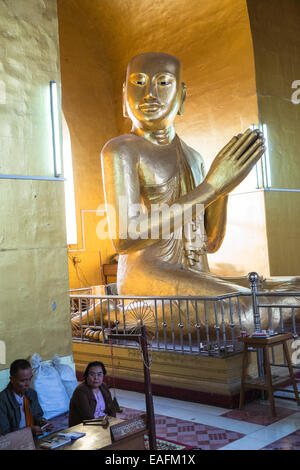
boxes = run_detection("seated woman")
[68,361,120,427]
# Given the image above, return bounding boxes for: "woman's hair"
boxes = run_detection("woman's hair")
[83,361,107,382]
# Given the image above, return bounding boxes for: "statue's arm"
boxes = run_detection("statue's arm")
[101,138,217,254]
[101,129,264,254]
[204,195,228,253]
[101,138,144,253]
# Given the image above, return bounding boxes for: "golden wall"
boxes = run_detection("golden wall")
[57,0,119,288]
[0,0,72,370]
[58,0,267,285]
[248,0,300,276]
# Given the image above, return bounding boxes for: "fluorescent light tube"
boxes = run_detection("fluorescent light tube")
[50,81,62,177]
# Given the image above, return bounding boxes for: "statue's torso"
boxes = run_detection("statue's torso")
[133,134,204,188]
[111,133,209,275]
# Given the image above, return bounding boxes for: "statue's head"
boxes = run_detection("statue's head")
[123,52,186,130]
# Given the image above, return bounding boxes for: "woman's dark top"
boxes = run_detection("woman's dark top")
[68,382,119,427]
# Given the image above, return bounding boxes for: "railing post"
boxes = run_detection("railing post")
[248,272,261,332]
[248,272,264,380]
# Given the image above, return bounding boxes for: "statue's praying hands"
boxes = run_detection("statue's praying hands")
[205,128,265,198]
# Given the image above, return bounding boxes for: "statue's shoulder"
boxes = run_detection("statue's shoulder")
[179,138,206,177]
[179,138,204,162]
[101,134,139,161]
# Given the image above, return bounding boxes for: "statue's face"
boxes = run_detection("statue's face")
[125,53,184,130]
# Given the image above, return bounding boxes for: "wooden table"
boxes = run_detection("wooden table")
[38,418,146,451]
[239,333,300,416]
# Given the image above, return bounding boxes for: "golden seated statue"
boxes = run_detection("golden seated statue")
[101,52,299,333]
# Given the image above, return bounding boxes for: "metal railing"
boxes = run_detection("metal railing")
[70,272,300,364]
[70,287,93,315]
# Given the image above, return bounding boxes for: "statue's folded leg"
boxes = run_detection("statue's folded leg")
[119,260,256,334]
[119,258,300,336]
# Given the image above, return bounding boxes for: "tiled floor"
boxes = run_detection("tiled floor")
[263,429,300,450]
[113,389,300,450]
[49,389,300,450]
[220,402,296,426]
[115,406,244,450]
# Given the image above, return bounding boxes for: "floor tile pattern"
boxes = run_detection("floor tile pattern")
[263,429,300,450]
[47,390,300,450]
[116,406,244,450]
[220,402,296,425]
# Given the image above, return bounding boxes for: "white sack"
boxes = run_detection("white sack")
[52,355,78,399]
[30,353,69,419]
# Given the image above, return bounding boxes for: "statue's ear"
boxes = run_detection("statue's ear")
[178,82,187,116]
[122,82,129,118]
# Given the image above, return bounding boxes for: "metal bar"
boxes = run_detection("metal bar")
[255,292,300,297]
[280,307,284,333]
[279,305,288,368]
[69,292,253,301]
[100,299,105,344]
[248,273,264,380]
[170,300,175,351]
[214,300,221,350]
[114,299,118,334]
[186,299,193,353]
[292,308,298,338]
[267,307,276,364]
[178,300,184,353]
[70,291,300,300]
[237,296,243,331]
[204,300,210,352]
[154,299,160,349]
[85,298,89,327]
[162,299,167,351]
[122,298,126,335]
[220,299,227,347]
[257,304,300,309]
[229,297,235,348]
[107,297,111,331]
[195,300,201,353]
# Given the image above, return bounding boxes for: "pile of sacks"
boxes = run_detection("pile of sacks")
[30,353,78,419]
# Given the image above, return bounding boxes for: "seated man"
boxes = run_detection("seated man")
[0,359,51,436]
